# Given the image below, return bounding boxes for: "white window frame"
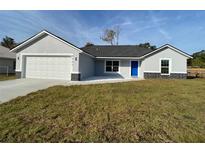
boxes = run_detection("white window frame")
[160,58,171,75]
[104,60,120,73]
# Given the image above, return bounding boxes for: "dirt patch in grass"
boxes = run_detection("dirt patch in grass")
[0,79,205,142]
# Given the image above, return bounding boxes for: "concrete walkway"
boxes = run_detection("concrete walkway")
[0,77,140,103]
[71,76,140,85]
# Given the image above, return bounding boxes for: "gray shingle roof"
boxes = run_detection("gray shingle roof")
[81,45,153,57]
[0,45,15,59]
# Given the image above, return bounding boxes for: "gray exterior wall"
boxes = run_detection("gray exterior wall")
[0,58,15,73]
[79,52,95,80]
[120,60,132,78]
[141,47,188,78]
[94,48,188,79]
[95,59,104,76]
[95,59,123,77]
[95,59,141,78]
[15,34,80,74]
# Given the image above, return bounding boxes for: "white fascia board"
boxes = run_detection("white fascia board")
[10,31,46,52]
[96,57,141,59]
[140,44,192,59]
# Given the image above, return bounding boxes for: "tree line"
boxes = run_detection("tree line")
[188,50,205,68]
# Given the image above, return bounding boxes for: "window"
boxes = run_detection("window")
[161,59,169,74]
[105,60,119,72]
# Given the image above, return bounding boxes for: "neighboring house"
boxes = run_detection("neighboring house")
[0,45,16,74]
[10,30,192,81]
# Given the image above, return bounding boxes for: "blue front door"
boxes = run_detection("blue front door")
[131,61,138,76]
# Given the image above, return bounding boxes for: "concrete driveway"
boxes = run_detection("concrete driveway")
[0,79,68,103]
[0,77,140,104]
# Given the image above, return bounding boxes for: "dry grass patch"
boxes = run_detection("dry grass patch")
[0,74,16,81]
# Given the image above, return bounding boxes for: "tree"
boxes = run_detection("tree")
[84,42,94,47]
[190,50,205,68]
[101,26,121,45]
[101,29,116,45]
[138,42,157,51]
[1,36,17,49]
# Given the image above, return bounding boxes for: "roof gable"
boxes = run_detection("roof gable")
[142,44,192,59]
[10,30,82,52]
[10,30,95,58]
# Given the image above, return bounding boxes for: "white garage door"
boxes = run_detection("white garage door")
[25,56,72,80]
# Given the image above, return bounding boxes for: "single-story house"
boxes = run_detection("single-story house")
[0,45,16,74]
[10,30,192,81]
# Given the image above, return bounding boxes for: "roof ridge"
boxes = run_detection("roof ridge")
[83,45,138,46]
[81,45,146,48]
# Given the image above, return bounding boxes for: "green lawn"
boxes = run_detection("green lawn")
[0,79,205,142]
[0,74,16,81]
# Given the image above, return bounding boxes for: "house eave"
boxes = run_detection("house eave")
[96,56,141,59]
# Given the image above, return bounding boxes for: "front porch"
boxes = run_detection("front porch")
[75,76,142,85]
[94,59,142,79]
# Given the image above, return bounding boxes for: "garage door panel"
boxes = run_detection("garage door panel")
[25,56,72,80]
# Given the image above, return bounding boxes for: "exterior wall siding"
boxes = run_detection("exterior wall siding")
[95,59,141,78]
[141,48,187,74]
[95,59,124,78]
[141,47,188,78]
[120,60,131,78]
[16,53,20,72]
[15,34,80,74]
[0,58,15,73]
[79,53,95,80]
[95,59,105,76]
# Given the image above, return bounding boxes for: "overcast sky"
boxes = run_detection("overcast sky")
[0,10,205,54]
